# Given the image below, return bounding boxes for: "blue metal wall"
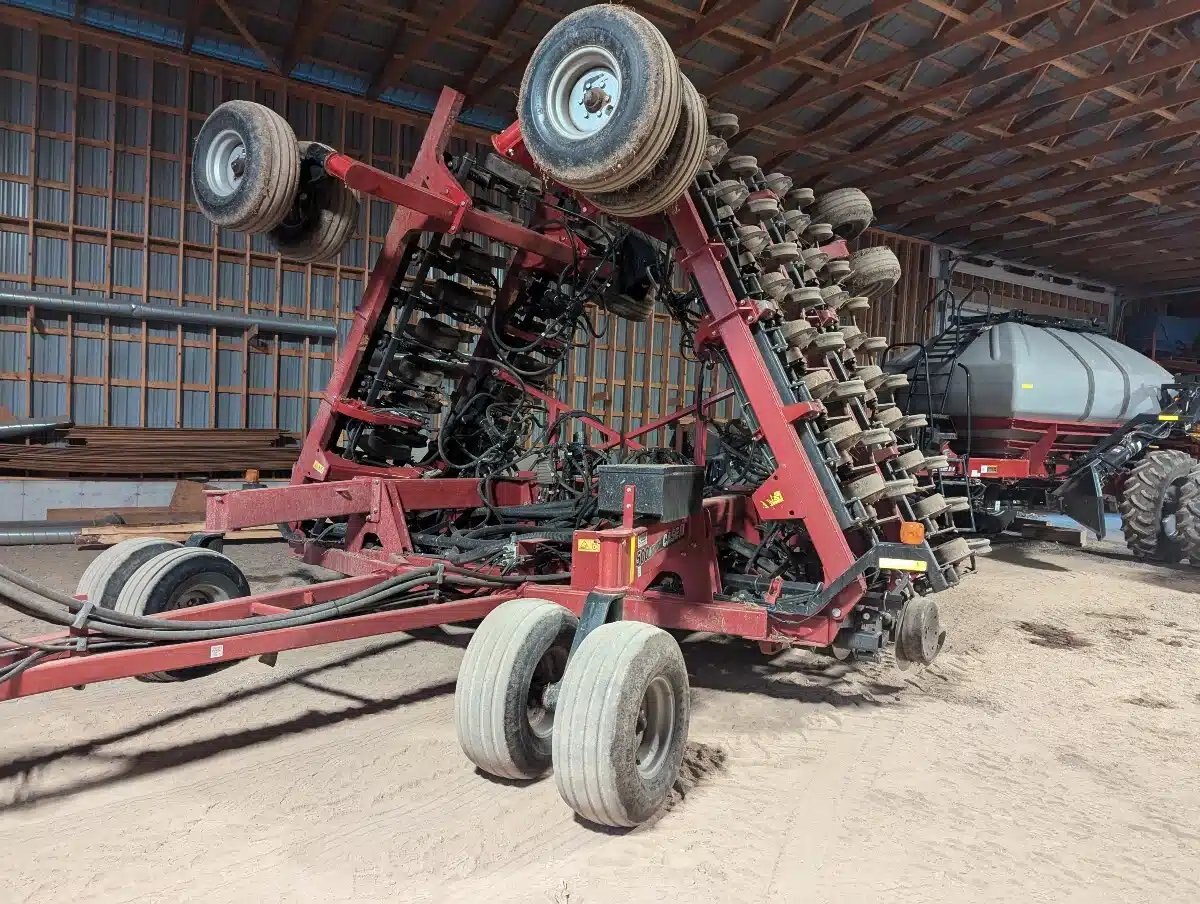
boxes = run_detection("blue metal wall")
[0,10,737,440]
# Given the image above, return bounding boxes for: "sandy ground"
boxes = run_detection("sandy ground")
[0,538,1197,903]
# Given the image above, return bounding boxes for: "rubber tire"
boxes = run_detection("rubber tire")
[518,5,681,193]
[553,621,689,827]
[588,75,708,217]
[191,100,300,233]
[1175,467,1200,564]
[913,493,948,520]
[1119,449,1195,561]
[896,597,942,666]
[116,547,251,682]
[848,246,902,299]
[822,419,862,448]
[814,187,874,240]
[76,537,181,608]
[846,472,886,503]
[455,598,578,780]
[270,142,360,262]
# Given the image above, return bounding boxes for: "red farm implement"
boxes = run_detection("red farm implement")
[0,5,979,827]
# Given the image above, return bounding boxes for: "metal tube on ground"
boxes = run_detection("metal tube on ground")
[0,517,121,546]
[0,290,336,340]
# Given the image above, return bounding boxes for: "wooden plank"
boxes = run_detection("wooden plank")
[76,521,281,548]
[45,505,183,523]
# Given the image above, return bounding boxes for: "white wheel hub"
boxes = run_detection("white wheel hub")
[546,46,622,139]
[207,129,247,197]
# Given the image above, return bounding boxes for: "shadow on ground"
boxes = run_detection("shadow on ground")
[0,629,468,812]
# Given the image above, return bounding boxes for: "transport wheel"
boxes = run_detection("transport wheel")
[553,621,689,827]
[192,100,300,233]
[847,246,902,299]
[76,537,181,608]
[588,74,708,217]
[116,547,251,682]
[269,142,360,262]
[1119,449,1196,561]
[895,597,943,666]
[455,598,577,780]
[813,187,874,240]
[518,5,681,193]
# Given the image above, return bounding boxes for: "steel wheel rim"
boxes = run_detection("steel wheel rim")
[545,46,622,140]
[206,129,247,197]
[527,644,566,739]
[634,675,675,777]
[166,572,240,611]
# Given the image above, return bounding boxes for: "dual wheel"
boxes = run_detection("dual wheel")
[518,5,707,217]
[455,597,689,828]
[76,538,250,681]
[192,101,359,262]
[1119,449,1200,564]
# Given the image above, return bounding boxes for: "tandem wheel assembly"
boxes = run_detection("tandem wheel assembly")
[455,598,689,828]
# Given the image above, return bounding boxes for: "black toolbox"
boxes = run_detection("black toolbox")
[596,464,704,522]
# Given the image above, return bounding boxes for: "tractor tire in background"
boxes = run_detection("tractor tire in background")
[1118,449,1195,561]
[1173,466,1200,565]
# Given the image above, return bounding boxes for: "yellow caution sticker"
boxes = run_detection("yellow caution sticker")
[761,489,785,509]
[576,538,601,552]
[1020,382,1035,390]
[879,557,929,572]
[312,459,326,474]
[1158,413,1181,422]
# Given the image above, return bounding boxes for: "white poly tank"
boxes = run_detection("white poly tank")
[937,321,1171,425]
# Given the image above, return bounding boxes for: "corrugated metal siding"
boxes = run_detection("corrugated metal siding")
[0,14,938,437]
[0,17,478,429]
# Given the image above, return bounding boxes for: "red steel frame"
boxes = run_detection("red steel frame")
[949,415,1125,480]
[0,88,870,700]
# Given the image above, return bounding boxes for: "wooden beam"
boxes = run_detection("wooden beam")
[390,0,479,90]
[456,0,524,94]
[888,144,1196,231]
[768,0,1200,165]
[282,0,340,74]
[213,0,282,73]
[915,170,1200,237]
[850,81,1200,191]
[674,0,757,50]
[707,0,911,97]
[876,128,1200,213]
[737,0,1072,135]
[182,0,214,54]
[472,40,534,103]
[366,5,412,100]
[786,39,1200,177]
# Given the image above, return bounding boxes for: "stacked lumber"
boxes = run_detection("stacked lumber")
[0,428,300,477]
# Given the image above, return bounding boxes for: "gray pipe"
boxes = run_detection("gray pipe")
[0,516,122,546]
[0,419,72,441]
[0,290,337,340]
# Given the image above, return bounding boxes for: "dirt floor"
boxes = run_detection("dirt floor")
[1,537,1198,903]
